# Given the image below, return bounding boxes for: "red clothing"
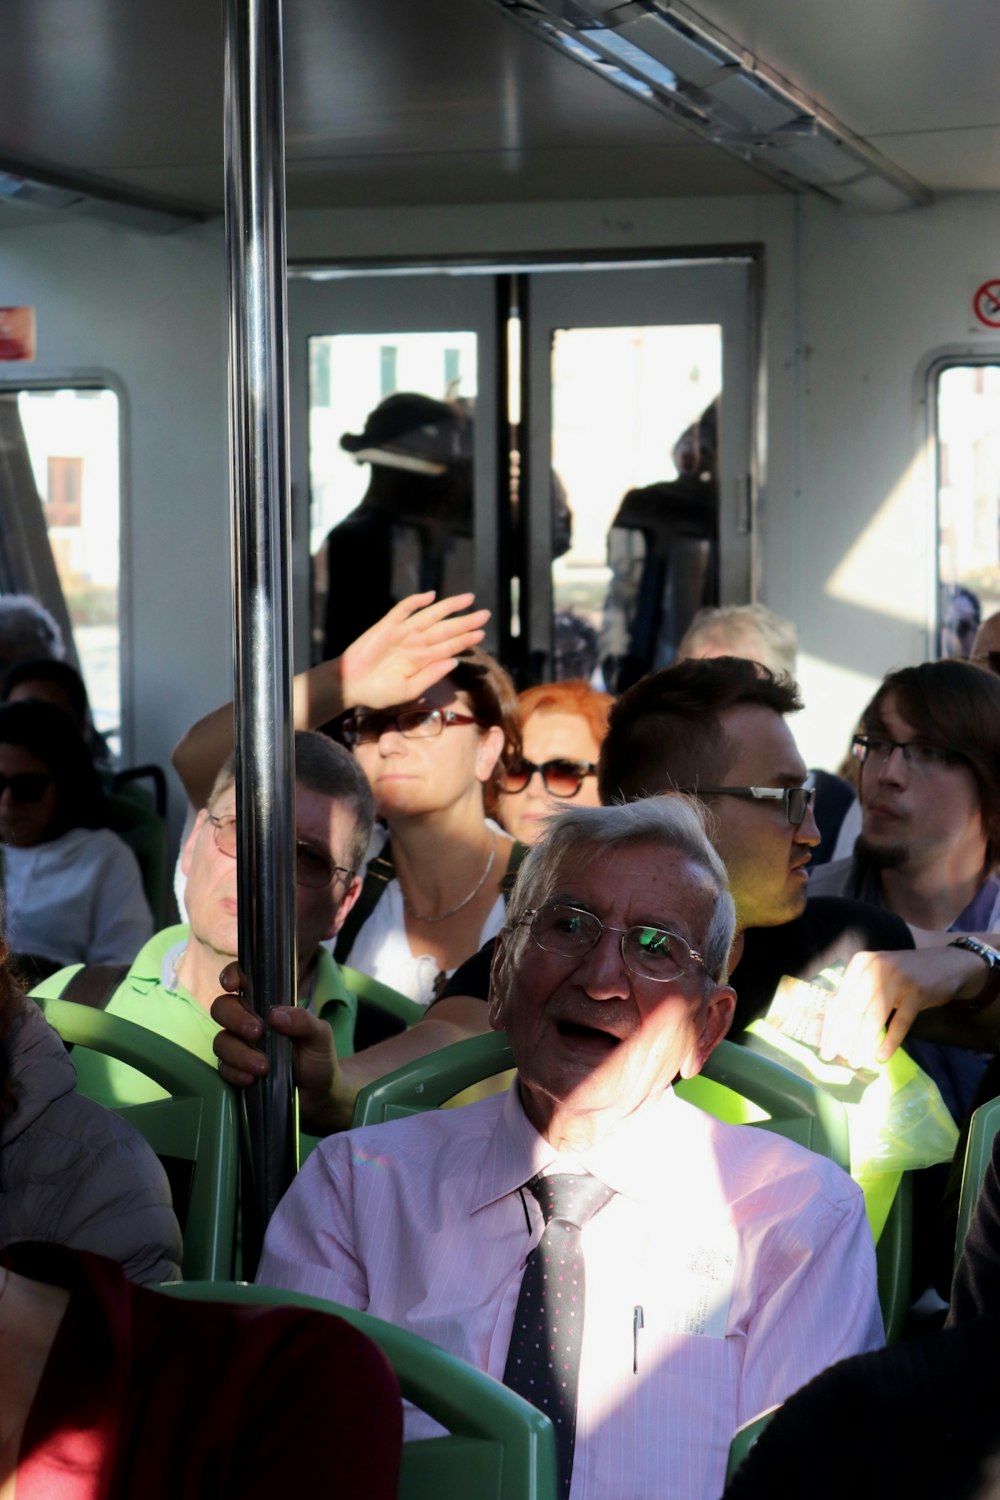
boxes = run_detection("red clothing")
[8,1242,402,1500]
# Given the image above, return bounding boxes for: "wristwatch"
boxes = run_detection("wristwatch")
[950,936,1000,1014]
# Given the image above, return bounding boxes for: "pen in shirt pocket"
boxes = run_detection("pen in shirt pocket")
[633,1304,644,1374]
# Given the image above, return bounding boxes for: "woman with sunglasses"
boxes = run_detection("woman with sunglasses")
[0,700,152,978]
[335,648,522,1005]
[496,679,612,846]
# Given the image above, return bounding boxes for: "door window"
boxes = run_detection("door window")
[937,364,1000,657]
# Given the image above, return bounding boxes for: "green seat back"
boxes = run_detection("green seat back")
[160,1281,558,1500]
[354,1032,852,1175]
[102,788,170,927]
[34,995,239,1281]
[725,1407,779,1484]
[341,965,425,1028]
[353,1031,517,1127]
[955,1094,1000,1266]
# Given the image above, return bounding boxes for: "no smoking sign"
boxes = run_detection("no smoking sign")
[972,279,1000,331]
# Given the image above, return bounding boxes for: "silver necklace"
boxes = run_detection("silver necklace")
[402,831,497,924]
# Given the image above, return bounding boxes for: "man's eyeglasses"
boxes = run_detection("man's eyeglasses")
[500,758,597,799]
[0,772,52,803]
[971,650,1000,675]
[341,707,485,747]
[207,814,355,891]
[851,735,964,773]
[519,902,708,983]
[677,784,816,827]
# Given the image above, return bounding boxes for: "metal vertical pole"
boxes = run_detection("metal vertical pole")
[223,0,298,1263]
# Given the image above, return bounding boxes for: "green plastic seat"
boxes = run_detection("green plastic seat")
[725,1407,779,1483]
[354,1031,852,1173]
[160,1281,558,1500]
[955,1094,1000,1267]
[353,1030,516,1127]
[341,965,425,1028]
[34,995,239,1281]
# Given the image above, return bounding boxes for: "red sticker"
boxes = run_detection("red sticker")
[972,281,1000,330]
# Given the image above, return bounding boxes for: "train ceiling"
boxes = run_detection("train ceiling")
[0,0,996,223]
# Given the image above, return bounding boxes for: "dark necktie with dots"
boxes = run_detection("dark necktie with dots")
[502,1173,615,1500]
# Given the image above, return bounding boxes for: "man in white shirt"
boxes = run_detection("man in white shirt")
[258,796,882,1500]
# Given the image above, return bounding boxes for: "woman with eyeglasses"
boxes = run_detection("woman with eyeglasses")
[496,680,612,846]
[335,648,522,1005]
[0,700,152,978]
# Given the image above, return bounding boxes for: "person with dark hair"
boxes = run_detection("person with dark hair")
[809,660,1000,1122]
[334,645,523,1004]
[810,661,1000,928]
[0,927,181,1283]
[672,603,856,867]
[1,656,114,771]
[497,679,611,846]
[0,700,152,977]
[31,731,377,1107]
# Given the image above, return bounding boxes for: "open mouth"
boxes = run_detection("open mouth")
[555,1019,622,1055]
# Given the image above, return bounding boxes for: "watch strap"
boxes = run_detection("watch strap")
[950,936,1000,1014]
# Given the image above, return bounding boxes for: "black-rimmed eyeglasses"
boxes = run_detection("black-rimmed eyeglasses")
[208,814,355,891]
[499,758,597,799]
[519,902,708,983]
[851,735,964,772]
[341,707,485,747]
[677,784,816,826]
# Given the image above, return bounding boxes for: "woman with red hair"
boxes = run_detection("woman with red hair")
[496,679,612,845]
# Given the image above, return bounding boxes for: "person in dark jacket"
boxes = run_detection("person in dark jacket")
[0,925,181,1284]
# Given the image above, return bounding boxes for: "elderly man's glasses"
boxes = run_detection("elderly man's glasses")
[519,902,708,982]
[208,814,354,890]
[500,758,597,799]
[0,772,52,802]
[341,707,484,747]
[679,784,816,826]
[851,735,964,772]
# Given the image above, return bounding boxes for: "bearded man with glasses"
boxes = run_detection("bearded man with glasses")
[259,797,882,1500]
[807,660,1000,1129]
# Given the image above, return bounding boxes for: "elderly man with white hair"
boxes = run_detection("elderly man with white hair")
[259,798,882,1500]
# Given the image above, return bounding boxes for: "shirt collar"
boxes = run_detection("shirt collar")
[471,1080,684,1213]
[952,874,1000,933]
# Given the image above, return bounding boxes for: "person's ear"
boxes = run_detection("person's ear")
[487,930,511,1032]
[325,874,363,939]
[180,808,211,878]
[678,984,736,1079]
[475,724,505,785]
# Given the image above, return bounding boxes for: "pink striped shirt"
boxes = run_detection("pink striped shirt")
[259,1086,883,1500]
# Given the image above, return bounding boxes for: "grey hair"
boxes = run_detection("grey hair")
[678,602,798,679]
[0,595,65,668]
[503,796,736,982]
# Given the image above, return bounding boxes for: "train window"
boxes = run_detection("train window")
[5,387,122,751]
[936,364,1000,657]
[549,324,721,686]
[307,329,478,660]
[289,271,499,667]
[524,261,754,688]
